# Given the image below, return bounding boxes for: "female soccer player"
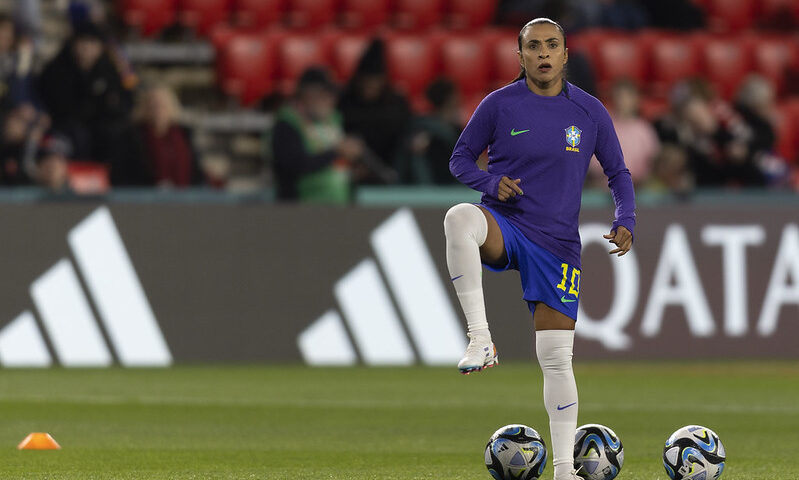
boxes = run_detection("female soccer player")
[444,18,635,480]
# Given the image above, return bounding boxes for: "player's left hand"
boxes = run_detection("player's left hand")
[604,226,632,256]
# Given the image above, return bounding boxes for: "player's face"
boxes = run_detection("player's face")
[518,23,568,88]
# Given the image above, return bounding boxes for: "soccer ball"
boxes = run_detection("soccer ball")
[484,424,547,480]
[573,424,624,480]
[663,425,726,480]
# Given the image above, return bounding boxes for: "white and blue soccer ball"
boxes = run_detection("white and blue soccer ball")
[573,424,624,480]
[485,424,548,480]
[663,425,726,480]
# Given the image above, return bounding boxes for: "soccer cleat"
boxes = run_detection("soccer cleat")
[457,334,498,374]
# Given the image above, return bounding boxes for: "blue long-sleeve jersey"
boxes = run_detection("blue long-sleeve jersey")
[449,79,636,268]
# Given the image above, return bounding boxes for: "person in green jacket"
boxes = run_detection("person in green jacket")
[270,67,364,204]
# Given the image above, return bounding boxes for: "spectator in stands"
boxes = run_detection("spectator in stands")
[113,85,200,187]
[338,39,410,178]
[270,68,366,203]
[0,104,48,185]
[734,75,789,186]
[0,14,36,113]
[645,144,693,196]
[37,22,133,164]
[655,80,763,188]
[34,133,72,193]
[588,79,658,188]
[396,78,462,185]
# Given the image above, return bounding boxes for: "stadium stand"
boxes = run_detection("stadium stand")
[330,33,371,82]
[286,0,337,30]
[12,0,799,192]
[119,0,178,37]
[383,32,440,98]
[393,0,446,31]
[485,29,520,89]
[178,0,231,36]
[649,34,702,98]
[753,35,799,96]
[592,33,648,94]
[276,32,331,93]
[439,32,490,96]
[233,0,285,30]
[447,0,497,30]
[340,0,391,31]
[701,35,752,99]
[214,30,276,106]
[705,0,759,31]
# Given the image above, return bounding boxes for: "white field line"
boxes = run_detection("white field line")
[0,392,796,415]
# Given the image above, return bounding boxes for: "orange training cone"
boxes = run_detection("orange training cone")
[17,433,61,450]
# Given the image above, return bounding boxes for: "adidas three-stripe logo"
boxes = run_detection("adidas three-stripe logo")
[297,209,466,366]
[0,207,172,368]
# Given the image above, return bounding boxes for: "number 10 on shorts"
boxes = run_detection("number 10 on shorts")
[556,263,580,298]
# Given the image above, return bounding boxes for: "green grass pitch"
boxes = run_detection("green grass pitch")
[0,361,796,479]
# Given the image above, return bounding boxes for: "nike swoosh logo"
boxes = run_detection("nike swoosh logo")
[560,295,576,303]
[557,402,577,410]
[451,275,463,282]
[510,129,530,136]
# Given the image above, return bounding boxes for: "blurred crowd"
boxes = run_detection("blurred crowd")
[0,1,202,194]
[0,0,797,201]
[271,58,798,204]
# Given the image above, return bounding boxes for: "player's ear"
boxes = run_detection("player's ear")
[517,49,523,68]
[563,47,568,65]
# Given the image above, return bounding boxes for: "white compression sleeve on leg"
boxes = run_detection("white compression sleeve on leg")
[443,203,489,336]
[536,330,578,480]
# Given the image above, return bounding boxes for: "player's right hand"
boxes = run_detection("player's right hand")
[497,176,523,202]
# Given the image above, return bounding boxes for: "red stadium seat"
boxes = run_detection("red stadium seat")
[593,35,648,94]
[485,29,522,88]
[775,100,799,163]
[650,35,702,97]
[216,32,277,106]
[277,33,331,93]
[566,29,603,60]
[753,36,799,95]
[286,0,337,29]
[440,33,490,96]
[67,162,110,194]
[701,36,753,99]
[384,33,440,97]
[340,0,390,31]
[119,0,177,37]
[178,0,232,36]
[330,33,370,82]
[447,0,497,29]
[705,0,758,31]
[234,0,285,29]
[393,0,445,31]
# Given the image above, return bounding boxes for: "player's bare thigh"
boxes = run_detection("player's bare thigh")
[476,205,508,266]
[533,302,576,331]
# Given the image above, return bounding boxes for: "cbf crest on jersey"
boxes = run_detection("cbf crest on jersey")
[565,125,581,152]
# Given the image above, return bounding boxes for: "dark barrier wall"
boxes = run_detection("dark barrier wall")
[0,203,796,366]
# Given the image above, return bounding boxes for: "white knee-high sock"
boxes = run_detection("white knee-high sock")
[536,330,578,479]
[443,203,489,337]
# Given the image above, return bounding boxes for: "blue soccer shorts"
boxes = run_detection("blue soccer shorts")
[479,205,580,321]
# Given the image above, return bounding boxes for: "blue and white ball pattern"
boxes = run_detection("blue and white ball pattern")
[573,424,624,480]
[485,424,547,480]
[663,425,726,480]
